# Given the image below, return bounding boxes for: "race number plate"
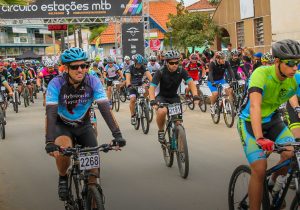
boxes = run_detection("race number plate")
[296,152,300,169]
[138,86,145,94]
[1,86,5,91]
[13,83,18,88]
[113,80,120,85]
[79,151,100,170]
[168,103,182,116]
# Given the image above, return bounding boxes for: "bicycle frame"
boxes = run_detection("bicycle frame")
[215,85,229,114]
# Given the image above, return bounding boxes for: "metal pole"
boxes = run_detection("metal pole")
[66,26,69,49]
[52,31,56,56]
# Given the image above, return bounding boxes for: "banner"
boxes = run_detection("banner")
[122,22,144,58]
[149,39,161,51]
[0,0,143,19]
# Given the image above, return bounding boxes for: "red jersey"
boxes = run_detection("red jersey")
[184,62,201,81]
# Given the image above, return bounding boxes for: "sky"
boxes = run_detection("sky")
[182,0,199,6]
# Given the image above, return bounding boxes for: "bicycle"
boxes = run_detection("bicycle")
[158,102,189,179]
[32,79,39,99]
[22,80,30,108]
[228,142,300,210]
[198,78,210,112]
[0,86,7,139]
[119,86,128,103]
[60,143,118,210]
[211,84,235,128]
[11,82,20,113]
[231,80,246,116]
[132,85,150,134]
[110,80,121,112]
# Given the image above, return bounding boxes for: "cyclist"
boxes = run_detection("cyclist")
[37,59,59,107]
[228,49,242,81]
[89,62,102,79]
[261,52,275,66]
[24,61,35,103]
[103,56,124,106]
[0,62,11,81]
[253,52,263,71]
[125,54,152,125]
[237,39,300,210]
[148,50,200,143]
[0,62,13,99]
[44,47,126,201]
[208,51,235,114]
[8,62,24,96]
[147,55,161,75]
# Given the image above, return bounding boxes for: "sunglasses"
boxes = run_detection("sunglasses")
[68,64,88,70]
[281,59,300,67]
[168,61,179,66]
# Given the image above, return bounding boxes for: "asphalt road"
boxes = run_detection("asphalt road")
[0,96,291,210]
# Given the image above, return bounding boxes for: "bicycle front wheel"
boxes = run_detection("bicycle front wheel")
[223,99,235,128]
[176,124,189,179]
[211,105,221,124]
[114,91,120,112]
[85,185,105,210]
[141,102,150,134]
[228,165,251,210]
[198,91,207,112]
[163,123,174,167]
[14,93,18,113]
[187,93,195,110]
[291,194,300,210]
[0,108,5,139]
[119,88,126,103]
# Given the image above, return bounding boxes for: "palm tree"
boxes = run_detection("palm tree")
[0,0,29,5]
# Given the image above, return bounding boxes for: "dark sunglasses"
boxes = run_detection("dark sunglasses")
[281,59,300,67]
[68,64,88,70]
[168,61,179,66]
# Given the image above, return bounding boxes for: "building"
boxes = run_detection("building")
[186,0,216,15]
[91,0,178,57]
[212,0,272,52]
[0,23,54,58]
[212,0,300,53]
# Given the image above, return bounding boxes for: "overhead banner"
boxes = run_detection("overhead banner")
[240,0,254,19]
[0,0,143,19]
[122,22,144,58]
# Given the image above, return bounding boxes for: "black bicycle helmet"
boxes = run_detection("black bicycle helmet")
[272,39,300,59]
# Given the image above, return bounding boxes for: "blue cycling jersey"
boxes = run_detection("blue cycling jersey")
[46,73,107,122]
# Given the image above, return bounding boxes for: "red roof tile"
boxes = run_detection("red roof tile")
[186,0,216,11]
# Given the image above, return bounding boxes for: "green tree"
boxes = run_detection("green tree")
[166,11,219,52]
[0,0,29,5]
[88,25,107,44]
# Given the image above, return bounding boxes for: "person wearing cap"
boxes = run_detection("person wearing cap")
[237,39,300,210]
[253,52,263,71]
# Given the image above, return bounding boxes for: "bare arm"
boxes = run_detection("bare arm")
[249,92,263,139]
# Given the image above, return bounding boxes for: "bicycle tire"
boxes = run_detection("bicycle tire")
[119,88,126,103]
[66,172,83,210]
[176,124,189,179]
[163,122,174,167]
[223,99,235,128]
[14,93,18,113]
[134,104,140,130]
[0,108,5,139]
[291,194,300,210]
[114,91,120,112]
[24,88,29,107]
[141,102,150,134]
[111,93,114,111]
[187,93,195,110]
[85,185,105,210]
[149,105,154,123]
[211,105,221,124]
[228,165,251,210]
[198,91,207,112]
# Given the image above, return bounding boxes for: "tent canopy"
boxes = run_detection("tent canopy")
[16,51,41,60]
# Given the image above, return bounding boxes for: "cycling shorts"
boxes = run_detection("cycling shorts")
[237,114,295,164]
[286,101,300,130]
[207,79,226,93]
[106,76,119,87]
[55,122,97,148]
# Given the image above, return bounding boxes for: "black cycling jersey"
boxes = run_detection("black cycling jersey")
[253,61,262,71]
[8,68,23,82]
[151,66,191,98]
[229,58,242,80]
[0,69,10,81]
[208,61,235,82]
[126,64,148,86]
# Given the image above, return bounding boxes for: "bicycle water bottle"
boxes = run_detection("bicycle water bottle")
[271,175,286,205]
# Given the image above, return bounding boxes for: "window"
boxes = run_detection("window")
[236,21,245,48]
[254,17,264,46]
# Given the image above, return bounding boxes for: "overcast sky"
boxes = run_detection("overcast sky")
[182,0,199,6]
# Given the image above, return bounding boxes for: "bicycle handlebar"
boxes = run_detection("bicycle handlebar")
[60,143,118,157]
